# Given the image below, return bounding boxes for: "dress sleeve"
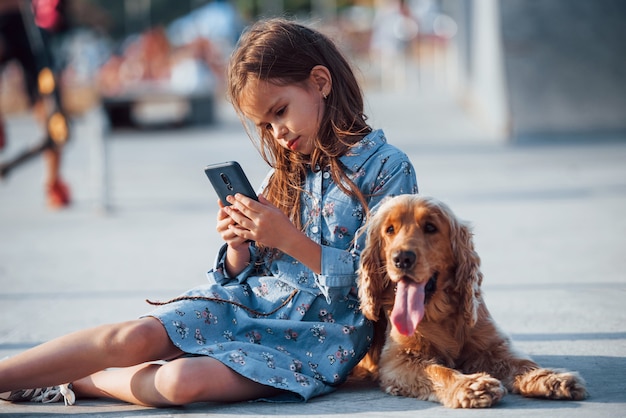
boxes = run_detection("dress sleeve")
[316,246,359,303]
[315,154,418,303]
[206,242,259,285]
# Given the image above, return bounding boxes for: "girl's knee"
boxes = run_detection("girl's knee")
[155,357,281,404]
[96,318,174,365]
[155,359,207,405]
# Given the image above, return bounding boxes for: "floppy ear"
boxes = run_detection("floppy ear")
[357,215,388,321]
[450,216,483,327]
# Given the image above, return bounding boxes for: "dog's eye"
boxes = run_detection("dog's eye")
[386,225,395,235]
[424,222,437,234]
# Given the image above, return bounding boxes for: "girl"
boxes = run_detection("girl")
[0,18,418,407]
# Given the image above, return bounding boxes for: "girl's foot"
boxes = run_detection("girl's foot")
[0,384,76,406]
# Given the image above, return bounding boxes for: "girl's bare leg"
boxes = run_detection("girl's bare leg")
[74,357,284,407]
[0,317,181,394]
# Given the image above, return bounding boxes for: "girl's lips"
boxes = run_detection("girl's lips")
[287,136,300,150]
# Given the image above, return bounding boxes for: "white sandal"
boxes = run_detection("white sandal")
[0,383,75,406]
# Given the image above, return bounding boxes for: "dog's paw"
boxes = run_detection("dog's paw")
[515,368,588,400]
[445,372,506,408]
[382,382,431,399]
[383,384,407,397]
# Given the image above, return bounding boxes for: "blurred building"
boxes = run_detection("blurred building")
[444,0,626,142]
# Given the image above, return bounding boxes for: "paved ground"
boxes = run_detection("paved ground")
[1,74,625,417]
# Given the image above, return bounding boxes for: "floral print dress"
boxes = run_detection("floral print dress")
[145,129,418,401]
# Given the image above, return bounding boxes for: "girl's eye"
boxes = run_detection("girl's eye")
[276,107,285,116]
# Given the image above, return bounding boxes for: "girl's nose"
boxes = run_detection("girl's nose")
[274,124,287,139]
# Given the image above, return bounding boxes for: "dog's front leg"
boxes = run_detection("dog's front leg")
[424,363,506,408]
[485,354,588,401]
[379,357,505,408]
[511,367,588,400]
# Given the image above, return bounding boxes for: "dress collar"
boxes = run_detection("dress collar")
[338,129,387,173]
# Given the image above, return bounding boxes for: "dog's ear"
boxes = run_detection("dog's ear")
[450,217,483,327]
[357,216,388,321]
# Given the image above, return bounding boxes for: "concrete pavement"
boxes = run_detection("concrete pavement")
[1,77,625,417]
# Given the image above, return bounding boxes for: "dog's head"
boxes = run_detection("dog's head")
[357,195,482,336]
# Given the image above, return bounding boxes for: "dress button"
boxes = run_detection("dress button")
[311,226,319,234]
[323,172,330,179]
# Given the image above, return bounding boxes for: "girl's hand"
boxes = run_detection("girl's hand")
[217,198,253,277]
[216,199,250,251]
[224,194,299,250]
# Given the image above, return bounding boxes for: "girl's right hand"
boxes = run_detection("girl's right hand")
[216,199,249,251]
[217,199,253,277]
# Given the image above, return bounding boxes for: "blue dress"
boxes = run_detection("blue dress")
[145,129,418,401]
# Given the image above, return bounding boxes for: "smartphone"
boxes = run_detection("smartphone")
[204,161,258,206]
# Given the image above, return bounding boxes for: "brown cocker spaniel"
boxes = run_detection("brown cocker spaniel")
[357,195,587,408]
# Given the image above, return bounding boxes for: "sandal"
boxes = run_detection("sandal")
[0,384,75,406]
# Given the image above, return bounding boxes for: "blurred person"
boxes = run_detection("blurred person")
[370,0,418,90]
[0,0,71,209]
[98,26,223,99]
[0,18,418,407]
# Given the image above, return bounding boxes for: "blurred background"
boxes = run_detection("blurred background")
[2,0,625,139]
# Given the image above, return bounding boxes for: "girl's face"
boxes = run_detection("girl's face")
[239,68,330,156]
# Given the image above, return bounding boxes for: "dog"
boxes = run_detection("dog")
[356,195,587,408]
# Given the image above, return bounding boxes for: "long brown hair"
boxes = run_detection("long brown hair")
[227,18,372,231]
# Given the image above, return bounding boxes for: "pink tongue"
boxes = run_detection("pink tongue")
[390,279,425,336]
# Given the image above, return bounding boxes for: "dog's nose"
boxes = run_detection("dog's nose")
[392,250,416,270]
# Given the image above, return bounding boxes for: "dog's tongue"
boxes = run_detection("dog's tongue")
[390,279,425,336]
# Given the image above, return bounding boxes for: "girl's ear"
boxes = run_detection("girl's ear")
[309,65,332,97]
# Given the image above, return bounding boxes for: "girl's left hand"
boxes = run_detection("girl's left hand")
[224,194,299,251]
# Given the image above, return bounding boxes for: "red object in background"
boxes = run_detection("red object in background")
[32,0,62,32]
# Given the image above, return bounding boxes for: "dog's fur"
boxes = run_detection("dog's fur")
[356,195,587,408]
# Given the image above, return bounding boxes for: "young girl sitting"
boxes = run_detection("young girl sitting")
[0,18,418,407]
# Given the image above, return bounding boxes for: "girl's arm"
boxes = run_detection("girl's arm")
[224,244,253,277]
[271,224,322,274]
[223,194,322,274]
